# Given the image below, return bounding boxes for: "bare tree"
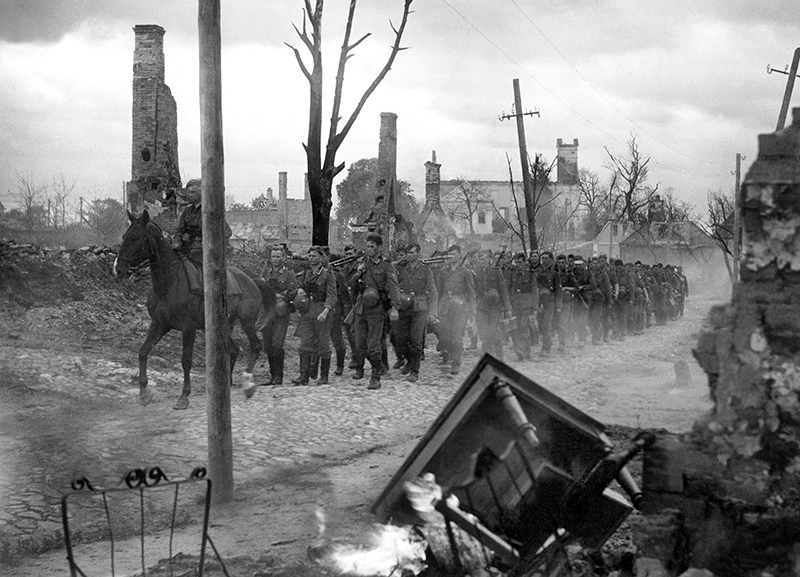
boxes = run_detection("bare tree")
[492,154,529,253]
[577,168,610,240]
[660,188,695,222]
[50,173,77,229]
[605,135,659,224]
[15,172,47,232]
[286,0,414,245]
[698,189,736,283]
[529,154,558,249]
[442,177,492,235]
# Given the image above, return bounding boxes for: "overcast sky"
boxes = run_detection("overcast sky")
[1,0,797,213]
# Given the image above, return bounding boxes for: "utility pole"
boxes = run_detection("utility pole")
[499,79,540,252]
[767,47,800,130]
[199,0,234,504]
[733,153,744,283]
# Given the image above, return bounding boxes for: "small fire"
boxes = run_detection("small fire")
[325,524,427,577]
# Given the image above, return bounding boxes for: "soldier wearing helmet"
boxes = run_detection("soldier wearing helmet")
[294,246,337,386]
[473,249,512,360]
[172,178,232,294]
[435,244,476,375]
[258,244,298,385]
[507,251,538,360]
[535,251,562,356]
[395,243,438,383]
[350,234,401,390]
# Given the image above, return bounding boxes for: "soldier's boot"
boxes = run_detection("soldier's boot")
[334,349,345,376]
[380,346,389,376]
[272,351,284,385]
[265,355,276,385]
[406,354,419,382]
[293,353,310,386]
[392,356,405,370]
[319,356,331,385]
[309,353,319,380]
[368,357,382,390]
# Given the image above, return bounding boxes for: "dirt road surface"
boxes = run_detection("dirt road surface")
[0,253,723,575]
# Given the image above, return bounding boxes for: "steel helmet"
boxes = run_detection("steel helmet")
[274,295,289,317]
[362,287,381,309]
[447,296,465,315]
[293,292,310,314]
[482,289,500,307]
[398,292,414,311]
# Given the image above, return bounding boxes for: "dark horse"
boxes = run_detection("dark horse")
[113,210,268,409]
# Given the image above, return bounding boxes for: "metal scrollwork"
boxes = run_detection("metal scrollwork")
[70,477,95,491]
[189,467,207,480]
[123,467,170,489]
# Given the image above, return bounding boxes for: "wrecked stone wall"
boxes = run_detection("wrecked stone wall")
[636,109,800,575]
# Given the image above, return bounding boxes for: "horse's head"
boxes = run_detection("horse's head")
[113,210,157,279]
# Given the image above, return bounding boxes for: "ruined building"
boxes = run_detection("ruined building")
[126,25,182,230]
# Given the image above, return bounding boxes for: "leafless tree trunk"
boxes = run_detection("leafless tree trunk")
[605,135,659,224]
[50,172,77,230]
[493,154,528,253]
[699,190,736,283]
[445,177,491,235]
[15,172,46,232]
[286,0,413,245]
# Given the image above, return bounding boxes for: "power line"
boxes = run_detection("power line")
[437,0,730,180]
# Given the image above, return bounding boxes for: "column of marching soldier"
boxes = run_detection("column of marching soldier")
[256,234,690,391]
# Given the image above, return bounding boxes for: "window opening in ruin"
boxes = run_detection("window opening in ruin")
[141,148,151,162]
[478,211,486,225]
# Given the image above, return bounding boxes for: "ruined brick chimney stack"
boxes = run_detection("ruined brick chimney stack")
[424,150,441,208]
[278,172,288,241]
[634,108,800,575]
[127,25,181,228]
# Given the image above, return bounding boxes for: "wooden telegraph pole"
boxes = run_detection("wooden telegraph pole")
[199,0,234,504]
[499,79,540,252]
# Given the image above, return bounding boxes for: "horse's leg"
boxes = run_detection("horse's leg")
[138,322,170,406]
[174,329,195,410]
[237,314,262,399]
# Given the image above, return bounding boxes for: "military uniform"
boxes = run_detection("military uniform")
[570,267,595,345]
[258,263,298,385]
[296,266,337,385]
[351,257,401,388]
[556,267,578,351]
[473,266,511,359]
[535,265,562,354]
[330,267,352,376]
[396,260,438,381]
[436,264,476,373]
[174,202,232,293]
[507,267,539,359]
[613,265,635,340]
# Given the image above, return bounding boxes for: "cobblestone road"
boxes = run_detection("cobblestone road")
[0,294,719,570]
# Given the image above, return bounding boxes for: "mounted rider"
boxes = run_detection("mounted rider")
[172,178,232,295]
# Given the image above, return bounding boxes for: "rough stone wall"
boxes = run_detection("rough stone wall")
[635,109,800,575]
[126,25,181,233]
[556,138,579,185]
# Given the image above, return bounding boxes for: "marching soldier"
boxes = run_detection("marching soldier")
[350,234,401,390]
[612,259,635,341]
[395,243,438,383]
[570,257,593,347]
[589,257,613,344]
[507,252,538,360]
[294,246,337,385]
[555,254,577,352]
[535,251,562,356]
[436,245,476,375]
[473,249,512,359]
[325,249,353,377]
[258,244,298,385]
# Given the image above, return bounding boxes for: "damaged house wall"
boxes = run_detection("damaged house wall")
[126,25,182,233]
[634,109,800,575]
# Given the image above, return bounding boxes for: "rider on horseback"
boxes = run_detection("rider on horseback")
[172,178,232,294]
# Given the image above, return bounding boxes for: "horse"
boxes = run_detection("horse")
[113,210,271,409]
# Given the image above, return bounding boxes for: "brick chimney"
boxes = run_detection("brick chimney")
[424,150,441,208]
[556,138,578,185]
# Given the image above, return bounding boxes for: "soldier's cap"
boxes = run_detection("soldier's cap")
[573,259,585,266]
[513,251,526,260]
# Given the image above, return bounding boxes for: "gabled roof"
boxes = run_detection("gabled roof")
[620,221,716,248]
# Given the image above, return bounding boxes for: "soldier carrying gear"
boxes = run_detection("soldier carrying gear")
[555,254,577,352]
[435,244,476,375]
[258,244,298,385]
[507,251,539,360]
[293,246,337,386]
[534,251,562,356]
[172,178,232,295]
[350,234,401,390]
[473,249,512,360]
[324,248,353,377]
[395,243,438,383]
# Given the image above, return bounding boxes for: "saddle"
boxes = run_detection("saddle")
[182,259,242,297]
